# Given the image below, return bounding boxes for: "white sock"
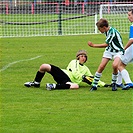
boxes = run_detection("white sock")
[121,69,132,83]
[116,71,122,85]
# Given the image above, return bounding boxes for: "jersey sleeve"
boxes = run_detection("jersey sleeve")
[84,67,93,76]
[129,25,133,39]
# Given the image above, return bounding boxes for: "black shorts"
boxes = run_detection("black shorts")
[48,64,71,84]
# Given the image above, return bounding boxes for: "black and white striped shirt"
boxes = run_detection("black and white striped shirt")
[105,27,124,53]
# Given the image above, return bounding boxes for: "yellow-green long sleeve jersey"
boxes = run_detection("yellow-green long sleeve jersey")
[62,59,105,87]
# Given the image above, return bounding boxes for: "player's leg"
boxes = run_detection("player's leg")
[119,62,132,83]
[46,65,79,90]
[118,46,133,89]
[66,82,79,89]
[112,57,120,84]
[24,64,51,87]
[46,83,71,90]
[111,56,121,91]
[116,71,123,87]
[90,57,109,91]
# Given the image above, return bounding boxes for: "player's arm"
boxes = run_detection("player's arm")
[124,39,133,50]
[125,25,133,50]
[88,41,108,48]
[82,75,94,85]
[82,75,110,87]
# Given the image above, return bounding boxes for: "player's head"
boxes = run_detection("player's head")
[128,9,133,22]
[76,50,87,63]
[96,18,109,33]
[96,18,109,28]
[129,9,133,14]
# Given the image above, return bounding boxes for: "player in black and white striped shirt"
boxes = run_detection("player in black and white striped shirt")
[88,18,124,91]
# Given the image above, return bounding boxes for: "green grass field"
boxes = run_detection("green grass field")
[1,34,133,133]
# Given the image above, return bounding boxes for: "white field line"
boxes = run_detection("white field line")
[0,55,42,72]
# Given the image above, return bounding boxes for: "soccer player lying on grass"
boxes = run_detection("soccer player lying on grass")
[24,50,110,90]
[88,18,125,91]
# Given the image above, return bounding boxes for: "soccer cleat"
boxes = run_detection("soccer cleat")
[46,83,55,91]
[112,83,117,91]
[124,83,133,88]
[122,85,130,90]
[90,86,97,91]
[24,81,40,88]
[116,83,124,88]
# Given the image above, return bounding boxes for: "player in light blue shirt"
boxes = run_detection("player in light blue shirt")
[117,9,133,89]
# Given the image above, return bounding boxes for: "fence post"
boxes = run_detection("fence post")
[58,1,62,35]
[31,3,34,14]
[6,3,9,15]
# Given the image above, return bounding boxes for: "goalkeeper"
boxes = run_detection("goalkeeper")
[64,50,109,87]
[24,50,110,90]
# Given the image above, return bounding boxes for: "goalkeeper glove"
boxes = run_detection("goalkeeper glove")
[82,75,94,85]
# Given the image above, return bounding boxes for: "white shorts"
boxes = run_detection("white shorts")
[103,50,123,60]
[121,45,133,65]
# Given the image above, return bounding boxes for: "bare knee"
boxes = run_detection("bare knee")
[113,57,121,70]
[112,62,118,70]
[39,64,51,73]
[118,62,126,72]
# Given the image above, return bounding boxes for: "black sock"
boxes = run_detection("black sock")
[34,71,45,82]
[55,84,70,89]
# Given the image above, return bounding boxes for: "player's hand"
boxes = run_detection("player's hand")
[88,41,93,47]
[82,75,94,85]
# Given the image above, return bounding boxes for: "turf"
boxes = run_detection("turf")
[0,34,133,133]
